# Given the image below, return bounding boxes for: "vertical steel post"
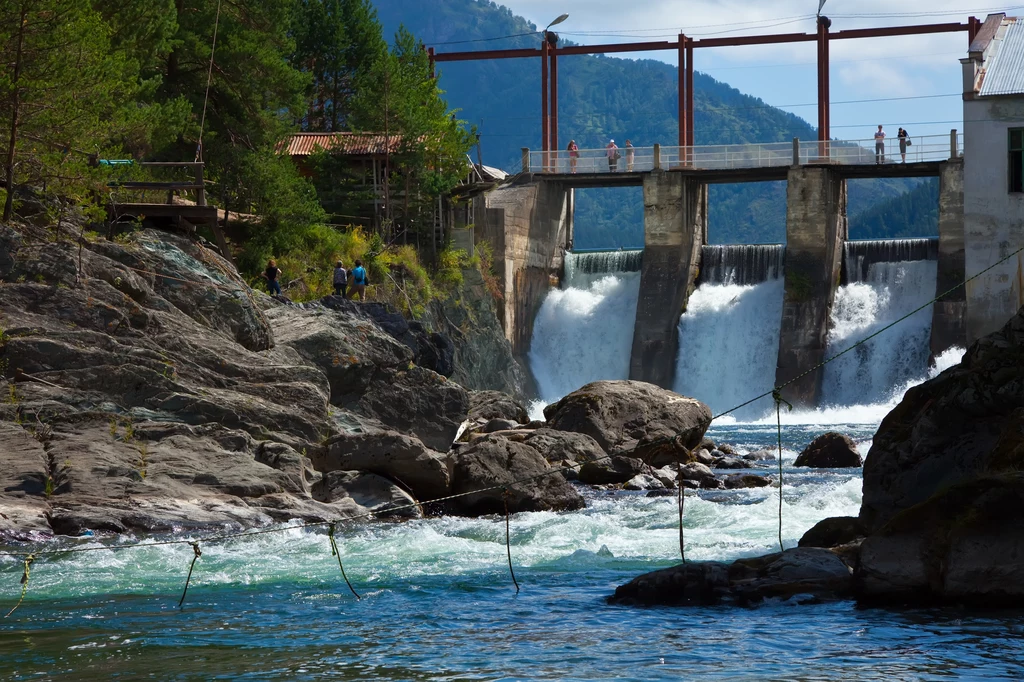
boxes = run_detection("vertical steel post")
[817,19,825,152]
[822,21,830,147]
[541,39,549,165]
[686,38,695,150]
[678,34,686,149]
[550,45,558,167]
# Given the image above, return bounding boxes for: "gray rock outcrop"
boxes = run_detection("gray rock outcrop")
[794,432,863,469]
[543,380,712,454]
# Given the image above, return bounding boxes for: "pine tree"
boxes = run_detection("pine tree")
[0,0,128,219]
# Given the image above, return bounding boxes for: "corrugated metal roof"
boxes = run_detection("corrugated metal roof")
[281,132,403,157]
[980,20,1024,96]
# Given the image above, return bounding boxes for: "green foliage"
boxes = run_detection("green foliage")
[849,178,939,239]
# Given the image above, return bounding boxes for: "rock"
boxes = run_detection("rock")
[522,428,606,465]
[860,311,1024,531]
[313,470,421,519]
[693,448,715,466]
[313,431,450,502]
[578,456,646,485]
[676,462,717,487]
[743,449,775,461]
[699,478,725,490]
[699,436,716,451]
[447,434,584,516]
[723,474,772,489]
[857,474,1024,605]
[795,432,863,468]
[711,456,748,470]
[728,548,855,604]
[610,562,733,606]
[651,466,678,487]
[611,548,854,606]
[268,305,412,403]
[799,516,865,548]
[321,298,455,377]
[482,418,519,434]
[544,380,711,454]
[630,437,697,468]
[717,443,737,455]
[467,390,528,423]
[423,267,528,399]
[354,366,470,452]
[623,474,664,491]
[646,489,676,498]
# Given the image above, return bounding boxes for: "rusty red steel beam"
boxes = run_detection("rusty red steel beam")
[431,22,971,61]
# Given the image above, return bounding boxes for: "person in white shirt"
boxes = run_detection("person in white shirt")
[606,139,619,171]
[874,125,886,164]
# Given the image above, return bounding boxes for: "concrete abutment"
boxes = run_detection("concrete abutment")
[931,160,967,356]
[776,166,848,407]
[628,172,707,388]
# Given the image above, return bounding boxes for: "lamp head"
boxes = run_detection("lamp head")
[546,13,569,29]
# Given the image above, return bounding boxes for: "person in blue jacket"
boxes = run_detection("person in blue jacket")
[350,259,369,300]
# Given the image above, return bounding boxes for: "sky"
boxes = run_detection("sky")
[491,0,1024,142]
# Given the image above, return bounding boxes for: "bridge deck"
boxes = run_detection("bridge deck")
[524,160,944,187]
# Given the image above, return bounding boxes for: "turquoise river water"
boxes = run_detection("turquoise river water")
[3,417,1024,680]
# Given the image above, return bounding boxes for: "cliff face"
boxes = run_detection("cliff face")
[0,221,539,539]
[425,266,528,402]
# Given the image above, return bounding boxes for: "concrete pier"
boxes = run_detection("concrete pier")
[628,172,707,387]
[930,160,968,356]
[474,181,570,357]
[775,166,848,407]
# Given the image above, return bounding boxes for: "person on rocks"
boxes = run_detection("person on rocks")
[262,259,282,296]
[332,260,348,298]
[349,259,369,300]
[607,139,620,172]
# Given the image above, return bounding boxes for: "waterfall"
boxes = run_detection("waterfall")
[528,250,642,403]
[842,238,939,284]
[699,244,785,285]
[821,257,938,406]
[674,245,785,419]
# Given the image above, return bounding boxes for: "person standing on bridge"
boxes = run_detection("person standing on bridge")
[625,139,635,171]
[568,140,579,173]
[607,139,620,172]
[898,127,910,163]
[874,125,886,164]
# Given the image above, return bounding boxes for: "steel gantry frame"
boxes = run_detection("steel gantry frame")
[428,17,982,154]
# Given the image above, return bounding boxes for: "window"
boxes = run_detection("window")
[1011,128,1024,193]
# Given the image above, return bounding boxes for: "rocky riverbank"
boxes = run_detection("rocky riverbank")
[0,222,731,541]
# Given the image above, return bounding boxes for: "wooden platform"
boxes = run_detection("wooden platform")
[111,203,219,225]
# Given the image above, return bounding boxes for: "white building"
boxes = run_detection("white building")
[962,13,1024,341]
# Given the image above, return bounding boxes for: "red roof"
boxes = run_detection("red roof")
[281,132,404,157]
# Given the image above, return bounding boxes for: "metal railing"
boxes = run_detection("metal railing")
[520,131,963,174]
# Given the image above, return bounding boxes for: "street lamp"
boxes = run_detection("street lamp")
[546,13,569,30]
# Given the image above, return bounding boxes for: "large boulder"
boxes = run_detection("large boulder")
[611,547,854,606]
[313,431,450,502]
[543,381,711,455]
[799,516,865,548]
[794,433,863,468]
[522,428,606,465]
[355,366,470,452]
[861,311,1024,531]
[857,474,1024,605]
[447,434,585,516]
[578,456,646,485]
[468,390,529,424]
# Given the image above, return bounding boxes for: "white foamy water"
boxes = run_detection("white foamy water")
[820,260,938,406]
[674,279,785,420]
[528,266,640,403]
